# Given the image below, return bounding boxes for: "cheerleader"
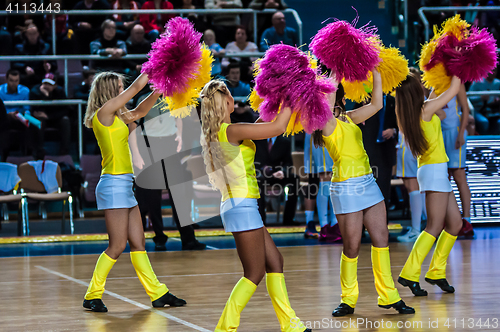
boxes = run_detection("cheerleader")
[314,70,414,316]
[82,72,186,312]
[303,133,341,241]
[429,85,474,236]
[397,68,428,242]
[395,73,462,296]
[200,80,311,332]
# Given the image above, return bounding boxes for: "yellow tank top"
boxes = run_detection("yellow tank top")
[217,123,260,201]
[418,114,449,167]
[323,116,372,182]
[92,110,133,175]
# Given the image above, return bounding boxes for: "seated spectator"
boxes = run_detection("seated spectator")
[125,25,151,77]
[43,0,73,54]
[249,0,287,35]
[112,0,141,40]
[90,19,127,72]
[30,73,71,155]
[174,0,208,31]
[140,0,175,42]
[12,24,57,88]
[259,11,297,51]
[203,29,225,76]
[225,61,250,96]
[70,0,111,59]
[204,0,243,47]
[222,25,258,82]
[254,134,300,225]
[5,0,44,45]
[469,67,500,134]
[73,68,96,100]
[0,69,43,160]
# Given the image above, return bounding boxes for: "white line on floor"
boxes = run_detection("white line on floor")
[35,265,211,332]
[168,237,219,250]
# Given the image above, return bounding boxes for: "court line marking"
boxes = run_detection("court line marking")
[168,237,219,250]
[35,265,211,332]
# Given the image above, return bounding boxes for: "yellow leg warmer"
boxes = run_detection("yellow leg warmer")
[130,251,168,302]
[85,252,116,300]
[400,231,436,282]
[340,253,358,308]
[371,246,402,306]
[425,230,457,280]
[266,273,306,332]
[215,277,256,332]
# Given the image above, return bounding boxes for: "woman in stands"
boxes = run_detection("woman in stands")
[82,72,186,312]
[395,73,463,297]
[313,69,414,317]
[200,79,310,332]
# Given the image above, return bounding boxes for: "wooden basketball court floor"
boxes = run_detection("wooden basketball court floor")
[1,231,499,331]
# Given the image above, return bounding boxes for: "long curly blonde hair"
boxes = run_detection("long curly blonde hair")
[200,80,232,192]
[84,72,125,128]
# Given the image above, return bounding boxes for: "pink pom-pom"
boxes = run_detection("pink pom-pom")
[142,17,202,95]
[310,19,381,82]
[254,44,336,133]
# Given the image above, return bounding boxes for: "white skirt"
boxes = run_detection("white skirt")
[96,174,138,210]
[220,198,264,233]
[329,174,384,215]
[417,163,452,193]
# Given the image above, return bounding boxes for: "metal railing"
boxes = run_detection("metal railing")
[0,8,303,57]
[418,6,499,41]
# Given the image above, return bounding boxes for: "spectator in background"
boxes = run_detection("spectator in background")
[469,67,500,134]
[0,69,43,160]
[90,20,127,72]
[5,0,44,44]
[140,0,175,42]
[225,61,250,96]
[12,24,57,88]
[0,26,13,55]
[249,0,287,37]
[125,25,151,78]
[204,0,243,47]
[30,73,71,155]
[222,25,258,82]
[259,11,297,51]
[71,0,111,59]
[203,29,225,76]
[173,0,208,32]
[73,68,96,100]
[112,0,141,40]
[43,0,73,54]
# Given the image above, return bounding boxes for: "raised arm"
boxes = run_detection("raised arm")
[428,89,447,121]
[226,107,292,143]
[347,69,383,124]
[120,92,162,124]
[422,76,461,121]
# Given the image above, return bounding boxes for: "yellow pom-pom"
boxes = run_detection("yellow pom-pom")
[377,46,409,94]
[284,111,304,136]
[342,75,371,103]
[249,89,264,112]
[422,63,450,95]
[308,52,318,70]
[440,14,470,40]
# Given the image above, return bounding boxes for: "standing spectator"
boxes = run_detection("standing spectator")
[90,20,127,72]
[12,24,58,88]
[259,11,297,51]
[70,0,111,58]
[44,0,73,54]
[30,73,71,155]
[125,25,151,78]
[203,29,225,76]
[0,69,43,160]
[204,0,243,47]
[254,135,300,225]
[111,0,141,40]
[140,0,175,42]
[73,68,96,100]
[468,67,500,134]
[222,25,258,82]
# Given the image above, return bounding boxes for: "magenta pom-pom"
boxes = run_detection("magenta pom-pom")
[142,17,202,95]
[310,19,381,82]
[254,44,336,133]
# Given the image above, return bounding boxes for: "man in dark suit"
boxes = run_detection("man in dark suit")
[254,135,300,225]
[356,94,398,208]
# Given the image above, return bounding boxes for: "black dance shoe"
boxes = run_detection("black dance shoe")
[332,303,355,317]
[379,300,415,314]
[83,299,108,312]
[152,292,187,307]
[182,240,207,251]
[398,276,428,296]
[304,329,312,332]
[425,277,455,293]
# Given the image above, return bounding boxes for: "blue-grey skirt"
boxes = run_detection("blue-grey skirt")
[329,174,384,215]
[220,198,264,233]
[96,173,138,210]
[443,128,467,169]
[397,142,418,178]
[417,163,452,193]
